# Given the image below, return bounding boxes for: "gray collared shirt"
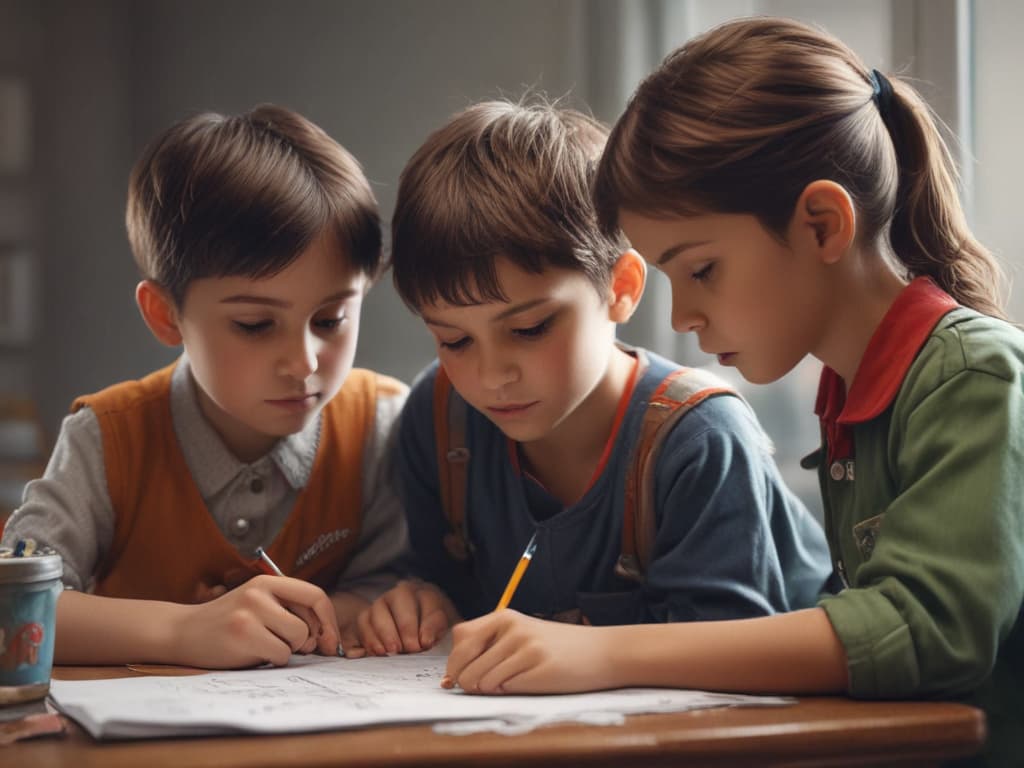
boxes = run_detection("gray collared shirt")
[3,356,410,600]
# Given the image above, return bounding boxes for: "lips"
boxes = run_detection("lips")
[487,401,538,415]
[266,393,319,409]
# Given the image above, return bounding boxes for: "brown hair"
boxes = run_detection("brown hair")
[391,98,627,311]
[126,104,381,307]
[594,17,1006,319]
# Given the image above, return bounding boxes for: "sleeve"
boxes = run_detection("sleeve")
[333,382,413,602]
[397,363,484,618]
[641,394,816,622]
[819,367,1024,698]
[0,407,116,592]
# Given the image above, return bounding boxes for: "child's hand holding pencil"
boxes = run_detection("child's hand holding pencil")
[159,548,342,669]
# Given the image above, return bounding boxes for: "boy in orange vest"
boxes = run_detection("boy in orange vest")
[1,105,408,669]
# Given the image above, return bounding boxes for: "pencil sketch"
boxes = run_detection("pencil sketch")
[49,654,793,739]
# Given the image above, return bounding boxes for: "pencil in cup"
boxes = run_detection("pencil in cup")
[495,531,538,611]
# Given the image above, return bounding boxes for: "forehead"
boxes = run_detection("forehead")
[420,258,596,321]
[184,235,368,306]
[618,210,767,263]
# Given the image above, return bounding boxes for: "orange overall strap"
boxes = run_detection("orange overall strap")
[616,367,735,583]
[433,367,472,560]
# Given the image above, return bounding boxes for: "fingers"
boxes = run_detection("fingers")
[258,575,341,652]
[338,623,366,659]
[385,583,426,653]
[458,632,531,694]
[416,588,454,649]
[356,597,401,655]
[444,612,504,687]
[355,580,443,655]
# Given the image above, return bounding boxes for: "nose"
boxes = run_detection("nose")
[670,295,706,334]
[278,329,319,380]
[477,345,519,391]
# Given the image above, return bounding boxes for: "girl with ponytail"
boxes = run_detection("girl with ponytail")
[443,17,1023,766]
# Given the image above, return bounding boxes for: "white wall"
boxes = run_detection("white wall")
[973,0,1024,321]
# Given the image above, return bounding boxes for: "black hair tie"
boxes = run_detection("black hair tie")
[870,69,894,119]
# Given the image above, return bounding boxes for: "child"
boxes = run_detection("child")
[441,18,1024,767]
[1,105,409,669]
[344,99,831,658]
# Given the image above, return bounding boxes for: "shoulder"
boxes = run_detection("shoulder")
[626,354,771,460]
[71,363,176,415]
[900,308,1024,405]
[661,391,770,456]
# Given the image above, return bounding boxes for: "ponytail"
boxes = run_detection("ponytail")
[881,77,1007,319]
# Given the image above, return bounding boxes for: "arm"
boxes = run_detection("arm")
[57,576,340,668]
[399,365,485,618]
[821,364,1024,698]
[346,366,473,656]
[444,606,847,694]
[1,408,115,593]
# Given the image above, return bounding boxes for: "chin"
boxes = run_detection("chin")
[734,364,785,386]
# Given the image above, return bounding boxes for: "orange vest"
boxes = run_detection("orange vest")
[72,363,404,603]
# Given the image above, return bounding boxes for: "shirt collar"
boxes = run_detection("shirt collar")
[815,277,958,425]
[170,355,320,496]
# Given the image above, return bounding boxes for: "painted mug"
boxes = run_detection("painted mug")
[0,553,62,705]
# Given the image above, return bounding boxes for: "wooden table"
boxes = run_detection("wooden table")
[5,666,986,767]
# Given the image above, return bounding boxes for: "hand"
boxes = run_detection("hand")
[191,582,227,603]
[172,574,341,668]
[345,579,458,658]
[443,610,615,694]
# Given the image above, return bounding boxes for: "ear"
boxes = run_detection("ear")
[135,280,183,347]
[607,249,646,323]
[791,180,856,264]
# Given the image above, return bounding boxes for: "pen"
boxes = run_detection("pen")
[255,546,344,658]
[495,531,538,611]
[255,546,285,576]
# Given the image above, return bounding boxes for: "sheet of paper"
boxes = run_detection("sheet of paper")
[49,653,792,740]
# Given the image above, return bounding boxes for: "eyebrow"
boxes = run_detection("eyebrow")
[219,289,359,308]
[422,298,552,329]
[658,240,712,266]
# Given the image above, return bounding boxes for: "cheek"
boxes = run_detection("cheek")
[319,331,360,379]
[435,354,480,408]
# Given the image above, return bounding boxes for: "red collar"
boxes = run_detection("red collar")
[815,277,958,426]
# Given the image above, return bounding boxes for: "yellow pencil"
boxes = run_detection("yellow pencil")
[495,531,538,610]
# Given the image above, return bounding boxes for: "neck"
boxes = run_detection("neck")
[518,345,635,506]
[814,251,908,384]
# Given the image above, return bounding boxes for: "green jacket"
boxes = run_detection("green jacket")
[815,281,1024,767]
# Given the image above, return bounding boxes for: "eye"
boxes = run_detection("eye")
[691,262,715,282]
[234,320,272,335]
[513,317,552,339]
[313,314,347,332]
[439,336,471,351]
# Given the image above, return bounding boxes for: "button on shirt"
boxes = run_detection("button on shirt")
[176,361,318,560]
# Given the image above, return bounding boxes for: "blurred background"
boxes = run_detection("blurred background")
[1,0,1021,522]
